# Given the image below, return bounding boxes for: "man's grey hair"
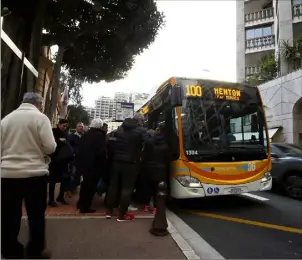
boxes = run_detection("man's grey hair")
[133,113,144,121]
[23,92,43,105]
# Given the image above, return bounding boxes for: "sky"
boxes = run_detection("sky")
[81,1,237,106]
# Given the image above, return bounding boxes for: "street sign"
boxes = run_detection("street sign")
[115,102,134,122]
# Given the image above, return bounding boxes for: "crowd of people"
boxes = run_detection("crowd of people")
[1,92,171,259]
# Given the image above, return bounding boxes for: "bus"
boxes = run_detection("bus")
[138,77,272,199]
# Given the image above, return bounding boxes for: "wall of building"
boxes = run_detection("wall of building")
[258,69,302,145]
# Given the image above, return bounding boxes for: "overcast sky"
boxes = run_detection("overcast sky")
[81,1,237,106]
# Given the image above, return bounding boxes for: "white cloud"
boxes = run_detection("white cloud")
[80,1,237,106]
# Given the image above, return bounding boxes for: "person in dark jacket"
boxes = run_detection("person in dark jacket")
[77,118,106,213]
[68,122,84,193]
[141,126,170,214]
[48,119,72,207]
[106,113,147,221]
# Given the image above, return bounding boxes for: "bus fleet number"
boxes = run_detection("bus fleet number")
[186,150,198,156]
[185,85,202,97]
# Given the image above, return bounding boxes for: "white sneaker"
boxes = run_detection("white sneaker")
[128,204,138,211]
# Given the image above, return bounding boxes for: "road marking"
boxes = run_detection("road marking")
[240,193,270,201]
[186,211,302,235]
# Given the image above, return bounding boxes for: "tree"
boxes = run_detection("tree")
[60,70,84,105]
[1,0,165,119]
[67,104,90,129]
[42,0,165,119]
[282,35,302,71]
[246,54,277,86]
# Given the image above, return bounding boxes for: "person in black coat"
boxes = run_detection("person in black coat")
[68,122,84,192]
[48,119,73,207]
[106,114,148,221]
[76,118,106,213]
[141,126,170,214]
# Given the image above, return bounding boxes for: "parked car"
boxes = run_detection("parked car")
[270,143,302,200]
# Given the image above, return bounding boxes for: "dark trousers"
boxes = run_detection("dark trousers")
[77,173,100,210]
[1,176,47,259]
[106,162,138,218]
[143,180,159,207]
[48,177,69,202]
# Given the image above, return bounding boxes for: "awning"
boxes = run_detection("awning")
[268,127,280,139]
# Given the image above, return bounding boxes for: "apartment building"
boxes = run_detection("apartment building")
[236,0,302,82]
[129,92,149,111]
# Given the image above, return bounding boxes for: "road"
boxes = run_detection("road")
[169,191,302,259]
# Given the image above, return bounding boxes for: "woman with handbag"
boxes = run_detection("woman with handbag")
[48,119,74,207]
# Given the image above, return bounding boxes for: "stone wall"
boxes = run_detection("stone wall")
[258,69,302,145]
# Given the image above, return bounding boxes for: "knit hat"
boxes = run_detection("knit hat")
[90,118,103,129]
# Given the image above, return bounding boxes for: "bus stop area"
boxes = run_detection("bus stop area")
[20,186,189,259]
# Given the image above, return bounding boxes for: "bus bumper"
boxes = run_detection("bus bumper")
[170,173,272,199]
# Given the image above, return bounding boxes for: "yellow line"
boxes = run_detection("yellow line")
[185,210,302,235]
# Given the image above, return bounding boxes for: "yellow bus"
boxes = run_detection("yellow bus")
[138,77,272,199]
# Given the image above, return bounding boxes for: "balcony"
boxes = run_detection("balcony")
[245,7,274,27]
[245,66,260,76]
[293,4,302,23]
[245,35,275,53]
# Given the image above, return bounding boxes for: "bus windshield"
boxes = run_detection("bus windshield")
[179,82,269,162]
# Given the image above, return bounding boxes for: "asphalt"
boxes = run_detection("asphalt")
[19,218,185,259]
[169,191,302,259]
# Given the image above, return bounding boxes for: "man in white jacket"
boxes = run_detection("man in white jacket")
[1,92,57,259]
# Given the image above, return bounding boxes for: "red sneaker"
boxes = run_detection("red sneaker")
[105,211,112,219]
[117,213,135,222]
[152,208,157,215]
[144,205,150,212]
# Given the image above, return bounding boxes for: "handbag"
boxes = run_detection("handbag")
[56,143,74,162]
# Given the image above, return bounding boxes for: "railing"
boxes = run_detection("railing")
[246,35,275,50]
[246,66,260,76]
[245,7,274,23]
[293,4,302,18]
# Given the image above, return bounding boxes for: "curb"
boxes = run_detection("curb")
[166,209,225,260]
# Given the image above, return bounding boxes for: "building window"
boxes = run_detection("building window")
[246,26,273,39]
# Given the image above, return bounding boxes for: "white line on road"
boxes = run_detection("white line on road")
[240,193,270,201]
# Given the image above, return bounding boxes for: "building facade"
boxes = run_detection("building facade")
[236,0,302,83]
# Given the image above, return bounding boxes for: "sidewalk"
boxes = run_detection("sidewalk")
[19,218,185,259]
[22,184,150,217]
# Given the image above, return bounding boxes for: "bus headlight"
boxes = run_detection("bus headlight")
[261,172,272,183]
[176,175,202,187]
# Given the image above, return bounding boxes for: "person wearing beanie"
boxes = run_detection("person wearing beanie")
[76,118,107,213]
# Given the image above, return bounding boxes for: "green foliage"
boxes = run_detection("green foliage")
[60,70,83,105]
[258,54,277,81]
[246,54,277,86]
[43,0,165,83]
[67,104,90,129]
[281,36,302,70]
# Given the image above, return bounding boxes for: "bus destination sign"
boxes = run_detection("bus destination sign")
[213,88,241,101]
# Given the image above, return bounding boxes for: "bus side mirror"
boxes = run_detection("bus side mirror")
[251,114,258,132]
[171,85,183,107]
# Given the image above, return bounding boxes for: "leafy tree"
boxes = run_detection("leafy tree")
[1,0,165,119]
[246,54,277,86]
[67,104,90,129]
[43,0,165,119]
[282,35,302,71]
[60,70,84,105]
